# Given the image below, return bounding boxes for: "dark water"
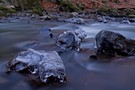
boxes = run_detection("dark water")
[1,21,135,90]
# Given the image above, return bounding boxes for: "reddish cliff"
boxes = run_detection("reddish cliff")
[40,0,135,11]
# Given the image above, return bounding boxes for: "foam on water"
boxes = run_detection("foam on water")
[79,22,135,39]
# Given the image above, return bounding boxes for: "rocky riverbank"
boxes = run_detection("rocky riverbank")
[0,10,135,24]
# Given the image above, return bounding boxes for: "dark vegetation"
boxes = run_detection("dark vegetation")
[0,0,44,16]
[59,0,84,12]
[0,0,134,18]
[97,6,135,17]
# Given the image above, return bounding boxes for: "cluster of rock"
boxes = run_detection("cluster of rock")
[1,10,135,24]
[97,15,133,24]
[5,19,135,85]
[8,28,87,85]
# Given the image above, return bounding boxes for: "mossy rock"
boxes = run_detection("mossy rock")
[0,10,6,16]
[0,6,16,16]
[124,9,135,16]
[32,9,43,16]
[128,14,135,18]
[0,0,4,3]
[76,3,85,10]
[113,0,120,4]
[102,0,108,4]
[59,0,81,12]
[97,6,119,16]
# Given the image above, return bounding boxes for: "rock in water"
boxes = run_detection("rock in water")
[56,30,87,51]
[126,39,135,56]
[8,49,66,84]
[40,28,53,38]
[65,18,84,24]
[56,31,80,51]
[95,30,128,56]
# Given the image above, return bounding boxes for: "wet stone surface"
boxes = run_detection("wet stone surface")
[95,30,135,57]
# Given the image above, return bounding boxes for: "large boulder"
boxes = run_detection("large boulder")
[125,39,135,56]
[8,49,66,84]
[95,30,128,56]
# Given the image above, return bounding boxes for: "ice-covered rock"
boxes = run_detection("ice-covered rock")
[56,30,87,51]
[74,29,87,41]
[8,49,66,84]
[56,31,81,51]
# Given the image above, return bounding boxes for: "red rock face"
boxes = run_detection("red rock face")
[40,0,58,10]
[40,0,135,10]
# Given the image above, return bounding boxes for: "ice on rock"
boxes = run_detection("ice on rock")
[9,49,66,84]
[74,29,87,41]
[56,29,87,51]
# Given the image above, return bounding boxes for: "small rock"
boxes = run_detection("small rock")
[65,18,84,24]
[40,15,51,20]
[40,28,53,38]
[97,16,108,23]
[122,18,130,24]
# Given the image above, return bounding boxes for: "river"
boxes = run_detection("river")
[0,21,135,90]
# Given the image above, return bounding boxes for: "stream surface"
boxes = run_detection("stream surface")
[0,21,135,90]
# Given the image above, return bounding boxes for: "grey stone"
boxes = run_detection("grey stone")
[95,30,128,57]
[95,30,135,57]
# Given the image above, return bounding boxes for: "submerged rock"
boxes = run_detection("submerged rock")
[8,49,66,84]
[40,27,53,38]
[56,30,87,51]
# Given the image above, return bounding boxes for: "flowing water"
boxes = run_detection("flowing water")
[0,21,135,90]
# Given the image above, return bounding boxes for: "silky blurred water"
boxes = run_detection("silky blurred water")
[0,21,135,90]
